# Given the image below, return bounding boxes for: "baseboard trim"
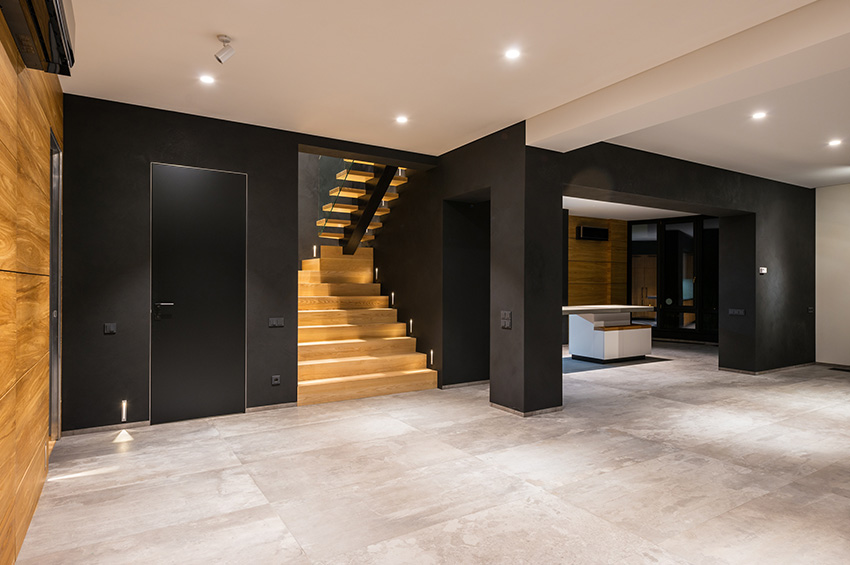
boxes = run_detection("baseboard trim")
[441,379,489,389]
[246,402,297,413]
[63,420,151,436]
[490,403,562,417]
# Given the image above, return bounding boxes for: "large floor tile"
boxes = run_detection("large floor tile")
[17,467,269,557]
[17,505,307,565]
[320,489,689,565]
[661,485,850,564]
[554,451,782,543]
[272,456,537,561]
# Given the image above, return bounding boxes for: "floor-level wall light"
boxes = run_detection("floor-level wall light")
[121,400,127,422]
[391,291,395,306]
[409,319,413,335]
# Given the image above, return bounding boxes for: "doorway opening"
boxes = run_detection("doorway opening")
[442,193,491,387]
[49,132,62,439]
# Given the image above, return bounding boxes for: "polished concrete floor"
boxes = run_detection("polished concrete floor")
[18,343,850,564]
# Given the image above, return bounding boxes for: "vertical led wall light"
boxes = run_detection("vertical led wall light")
[430,349,434,366]
[375,267,379,282]
[313,245,317,258]
[121,400,127,422]
[390,291,395,306]
[409,319,413,335]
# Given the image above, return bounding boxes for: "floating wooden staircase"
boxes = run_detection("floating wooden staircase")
[317,160,406,245]
[297,245,437,405]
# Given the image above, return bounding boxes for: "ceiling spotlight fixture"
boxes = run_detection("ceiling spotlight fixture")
[396,115,408,124]
[751,111,767,120]
[505,48,521,60]
[828,139,842,147]
[215,35,235,64]
[199,75,215,84]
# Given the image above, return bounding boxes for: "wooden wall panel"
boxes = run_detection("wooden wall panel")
[13,436,46,554]
[15,354,48,481]
[0,134,17,272]
[0,272,15,398]
[16,275,48,379]
[0,387,16,565]
[567,215,627,306]
[0,10,62,562]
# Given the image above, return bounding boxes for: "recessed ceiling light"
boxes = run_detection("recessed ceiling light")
[828,139,842,147]
[396,116,408,124]
[200,75,215,84]
[751,111,767,120]
[505,48,521,60]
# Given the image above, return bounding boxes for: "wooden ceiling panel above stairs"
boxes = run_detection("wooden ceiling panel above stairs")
[297,246,437,405]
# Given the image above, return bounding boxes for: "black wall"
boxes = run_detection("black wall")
[533,142,815,372]
[62,95,434,431]
[376,123,564,414]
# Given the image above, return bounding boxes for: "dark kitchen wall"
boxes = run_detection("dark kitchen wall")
[62,95,435,431]
[537,142,815,373]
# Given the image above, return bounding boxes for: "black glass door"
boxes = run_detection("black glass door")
[629,216,718,342]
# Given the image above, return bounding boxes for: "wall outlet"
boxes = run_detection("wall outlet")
[271,375,281,386]
[500,310,512,330]
[103,322,117,335]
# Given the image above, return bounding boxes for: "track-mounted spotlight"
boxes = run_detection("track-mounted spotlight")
[215,35,235,63]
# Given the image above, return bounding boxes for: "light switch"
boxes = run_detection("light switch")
[103,323,117,335]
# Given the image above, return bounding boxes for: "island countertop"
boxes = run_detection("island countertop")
[562,305,655,315]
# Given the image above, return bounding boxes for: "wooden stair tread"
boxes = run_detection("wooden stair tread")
[316,219,382,229]
[329,187,399,201]
[336,170,408,186]
[297,336,416,361]
[322,203,391,215]
[318,232,375,242]
[296,368,437,406]
[299,336,413,347]
[298,369,436,387]
[298,352,425,367]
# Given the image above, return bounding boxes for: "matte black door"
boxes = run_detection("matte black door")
[151,164,246,424]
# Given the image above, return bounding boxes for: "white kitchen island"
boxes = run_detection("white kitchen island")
[563,305,654,363]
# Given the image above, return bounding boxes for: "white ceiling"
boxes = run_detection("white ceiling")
[60,0,850,187]
[563,197,694,221]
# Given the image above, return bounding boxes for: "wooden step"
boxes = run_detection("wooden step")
[298,282,380,296]
[297,369,438,406]
[298,308,397,326]
[320,245,372,258]
[329,187,399,201]
[301,257,373,272]
[298,352,428,381]
[336,170,408,187]
[298,295,388,310]
[298,337,416,361]
[316,218,382,229]
[298,270,373,284]
[322,203,391,215]
[318,232,375,242]
[298,322,406,342]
